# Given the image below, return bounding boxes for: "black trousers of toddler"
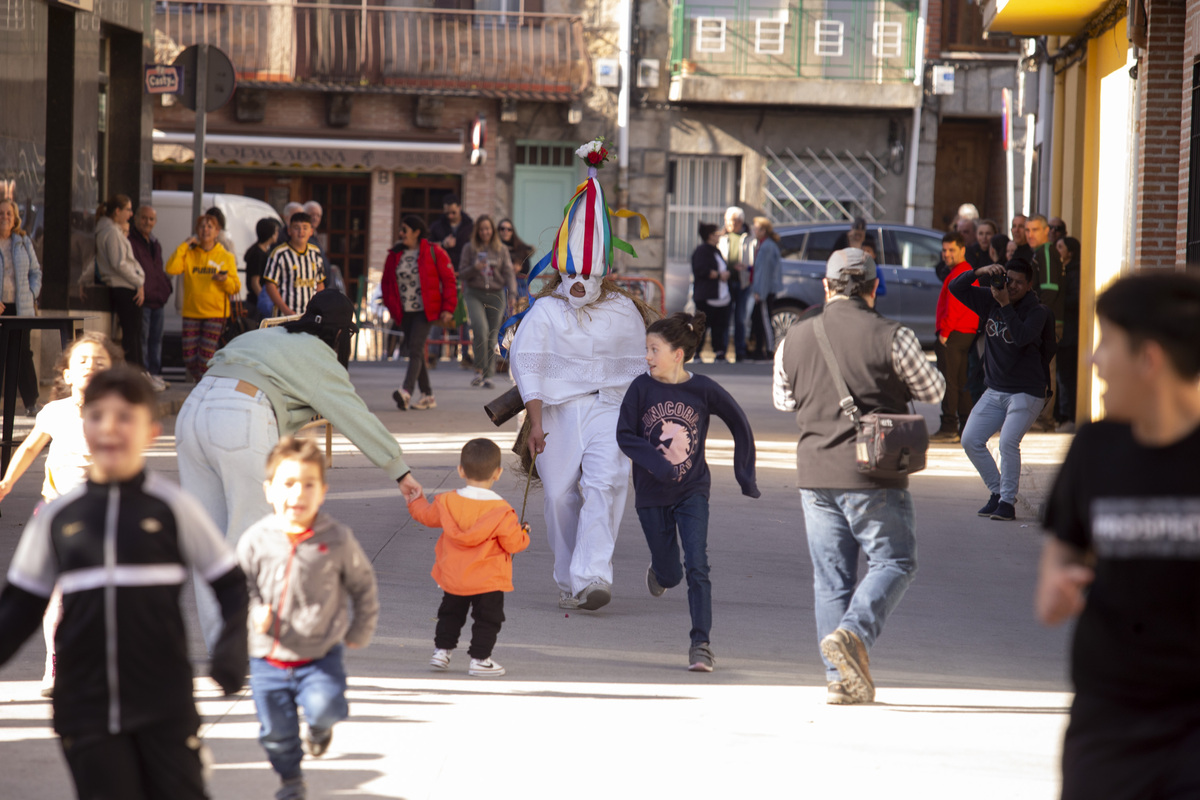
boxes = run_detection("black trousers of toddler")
[60,717,208,800]
[435,590,505,660]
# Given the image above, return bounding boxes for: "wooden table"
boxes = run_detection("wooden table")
[1,315,90,474]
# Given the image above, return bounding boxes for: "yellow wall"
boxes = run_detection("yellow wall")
[1076,24,1133,422]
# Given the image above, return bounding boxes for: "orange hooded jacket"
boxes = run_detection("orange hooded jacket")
[408,488,530,595]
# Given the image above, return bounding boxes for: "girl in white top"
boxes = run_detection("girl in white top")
[0,333,121,695]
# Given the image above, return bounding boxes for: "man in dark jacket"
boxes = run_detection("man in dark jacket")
[428,194,474,365]
[773,248,945,706]
[1026,214,1064,431]
[129,204,171,390]
[950,257,1055,522]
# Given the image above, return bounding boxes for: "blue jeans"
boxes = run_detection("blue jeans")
[800,488,917,683]
[636,493,712,646]
[142,306,165,375]
[960,388,1044,505]
[250,646,349,781]
[731,281,752,359]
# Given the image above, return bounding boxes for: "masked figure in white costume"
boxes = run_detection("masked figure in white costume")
[504,138,656,610]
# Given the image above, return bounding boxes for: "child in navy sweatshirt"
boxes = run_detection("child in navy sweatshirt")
[616,312,759,672]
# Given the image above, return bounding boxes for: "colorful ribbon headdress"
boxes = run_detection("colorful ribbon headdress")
[498,137,650,354]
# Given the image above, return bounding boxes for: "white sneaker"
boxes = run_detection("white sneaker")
[429,648,451,670]
[558,591,579,610]
[148,375,169,391]
[412,394,437,410]
[469,658,506,677]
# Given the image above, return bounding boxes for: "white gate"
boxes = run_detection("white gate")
[762,146,887,223]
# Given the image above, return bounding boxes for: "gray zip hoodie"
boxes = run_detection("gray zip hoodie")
[237,511,379,662]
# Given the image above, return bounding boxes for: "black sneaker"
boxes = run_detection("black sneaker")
[930,430,960,444]
[392,389,410,411]
[977,494,1001,517]
[990,501,1016,521]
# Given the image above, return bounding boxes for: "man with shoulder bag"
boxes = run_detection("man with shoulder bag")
[774,248,944,706]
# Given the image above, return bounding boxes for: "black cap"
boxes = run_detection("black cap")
[300,289,357,333]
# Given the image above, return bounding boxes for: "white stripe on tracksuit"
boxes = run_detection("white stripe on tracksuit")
[58,563,189,595]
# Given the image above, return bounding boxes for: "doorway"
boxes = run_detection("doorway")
[512,142,580,258]
[308,177,371,302]
[932,118,1004,229]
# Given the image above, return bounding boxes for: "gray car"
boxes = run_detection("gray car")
[770,222,946,347]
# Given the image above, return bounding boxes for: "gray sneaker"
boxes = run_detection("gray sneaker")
[687,643,715,672]
[558,591,580,610]
[820,628,875,703]
[576,582,612,611]
[302,725,332,757]
[275,776,307,800]
[646,565,666,597]
[826,681,856,705]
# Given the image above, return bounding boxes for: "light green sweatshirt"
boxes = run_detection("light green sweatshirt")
[206,326,410,480]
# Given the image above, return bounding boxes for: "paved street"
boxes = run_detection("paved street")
[0,359,1076,799]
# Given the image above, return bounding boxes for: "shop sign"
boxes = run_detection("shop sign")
[145,65,185,96]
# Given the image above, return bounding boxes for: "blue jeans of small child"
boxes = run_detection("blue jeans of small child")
[636,493,712,646]
[250,645,349,781]
[801,488,917,683]
[960,388,1044,505]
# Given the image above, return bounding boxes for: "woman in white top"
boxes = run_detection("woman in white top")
[0,198,44,414]
[0,332,121,695]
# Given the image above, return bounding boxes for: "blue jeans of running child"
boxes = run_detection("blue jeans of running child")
[801,488,917,683]
[250,645,349,781]
[636,493,712,646]
[960,388,1044,506]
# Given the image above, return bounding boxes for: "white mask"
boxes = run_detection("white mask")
[556,273,603,309]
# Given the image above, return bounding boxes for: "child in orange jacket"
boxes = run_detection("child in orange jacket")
[407,438,530,676]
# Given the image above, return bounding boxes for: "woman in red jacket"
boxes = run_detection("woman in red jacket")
[382,215,457,410]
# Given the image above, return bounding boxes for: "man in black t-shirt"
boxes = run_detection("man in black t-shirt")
[1038,273,1200,800]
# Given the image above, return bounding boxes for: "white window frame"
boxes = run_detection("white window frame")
[755,19,786,55]
[872,21,903,59]
[695,17,727,53]
[814,20,844,58]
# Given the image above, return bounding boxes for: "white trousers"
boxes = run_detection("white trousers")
[538,395,631,595]
[176,375,279,651]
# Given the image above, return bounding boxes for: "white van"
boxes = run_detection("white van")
[151,191,283,338]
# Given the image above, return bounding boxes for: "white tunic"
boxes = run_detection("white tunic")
[509,291,648,408]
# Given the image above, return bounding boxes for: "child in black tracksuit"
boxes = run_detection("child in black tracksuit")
[617,312,760,673]
[0,366,248,800]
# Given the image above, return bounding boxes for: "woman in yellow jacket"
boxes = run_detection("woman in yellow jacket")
[166,214,241,381]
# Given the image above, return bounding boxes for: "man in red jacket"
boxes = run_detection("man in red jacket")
[932,231,980,443]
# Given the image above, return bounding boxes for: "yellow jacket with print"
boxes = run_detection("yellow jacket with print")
[165,241,241,319]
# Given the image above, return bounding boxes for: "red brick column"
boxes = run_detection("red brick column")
[1177,0,1200,267]
[1137,0,1184,269]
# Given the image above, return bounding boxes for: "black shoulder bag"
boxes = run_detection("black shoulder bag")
[813,315,929,477]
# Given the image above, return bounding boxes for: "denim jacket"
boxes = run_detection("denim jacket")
[0,233,42,316]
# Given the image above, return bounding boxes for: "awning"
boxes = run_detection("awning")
[152,131,464,173]
[982,0,1114,36]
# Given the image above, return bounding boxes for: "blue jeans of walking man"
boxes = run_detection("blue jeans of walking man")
[960,388,1044,505]
[250,645,349,781]
[801,488,917,683]
[636,493,712,646]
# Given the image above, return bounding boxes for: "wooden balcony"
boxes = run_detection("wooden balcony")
[154,0,590,100]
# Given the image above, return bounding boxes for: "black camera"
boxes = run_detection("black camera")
[989,272,1009,290]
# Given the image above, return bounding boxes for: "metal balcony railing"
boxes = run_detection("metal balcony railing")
[670,0,918,83]
[155,0,589,100]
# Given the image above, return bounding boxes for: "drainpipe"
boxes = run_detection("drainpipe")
[617,0,632,213]
[1036,40,1054,216]
[904,0,928,226]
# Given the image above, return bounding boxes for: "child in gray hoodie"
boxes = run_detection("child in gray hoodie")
[238,436,380,800]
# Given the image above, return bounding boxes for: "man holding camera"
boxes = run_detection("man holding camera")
[949,258,1055,522]
[773,248,944,706]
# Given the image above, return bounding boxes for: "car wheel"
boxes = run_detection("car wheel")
[771,305,805,349]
